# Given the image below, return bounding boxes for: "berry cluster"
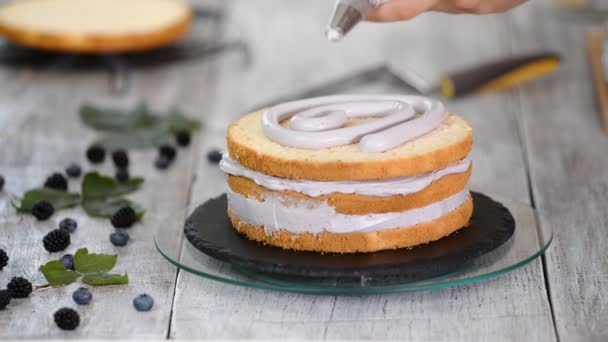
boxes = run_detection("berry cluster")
[43,229,71,253]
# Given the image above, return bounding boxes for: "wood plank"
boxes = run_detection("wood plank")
[170,1,556,340]
[0,1,221,337]
[506,0,608,340]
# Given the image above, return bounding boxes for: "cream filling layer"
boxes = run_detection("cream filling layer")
[221,155,471,197]
[228,188,470,234]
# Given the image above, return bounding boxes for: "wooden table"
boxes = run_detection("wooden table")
[0,0,606,340]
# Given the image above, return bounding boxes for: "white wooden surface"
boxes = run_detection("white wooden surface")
[0,0,604,340]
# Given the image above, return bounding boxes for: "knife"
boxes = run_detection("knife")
[252,52,561,110]
[588,28,608,131]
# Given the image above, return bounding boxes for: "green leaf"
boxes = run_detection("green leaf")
[95,127,172,150]
[82,197,144,220]
[82,172,143,200]
[82,273,129,286]
[79,102,159,131]
[167,108,201,133]
[74,248,117,274]
[17,188,81,213]
[39,260,79,287]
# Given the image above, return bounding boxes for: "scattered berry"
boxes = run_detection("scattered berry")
[43,229,70,252]
[110,207,136,228]
[111,149,129,169]
[0,290,11,310]
[115,169,129,183]
[86,144,106,164]
[44,173,68,191]
[54,308,80,330]
[175,131,191,147]
[7,277,32,298]
[133,294,154,312]
[0,175,4,191]
[59,218,78,234]
[154,156,171,170]
[59,254,74,270]
[0,249,7,271]
[207,149,223,164]
[32,201,54,220]
[110,231,129,246]
[65,164,82,178]
[72,288,92,305]
[159,144,176,160]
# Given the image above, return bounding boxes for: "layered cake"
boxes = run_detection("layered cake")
[220,95,473,253]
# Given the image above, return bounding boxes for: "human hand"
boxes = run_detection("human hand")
[367,0,528,22]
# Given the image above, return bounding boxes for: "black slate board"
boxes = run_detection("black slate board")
[184,192,515,283]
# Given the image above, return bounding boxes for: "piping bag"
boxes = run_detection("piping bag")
[326,0,387,42]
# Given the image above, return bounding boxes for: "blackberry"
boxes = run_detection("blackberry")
[7,277,32,298]
[207,149,223,164]
[44,173,68,191]
[59,254,74,270]
[86,144,106,164]
[111,149,129,169]
[111,206,136,228]
[0,174,4,191]
[54,307,80,330]
[0,249,7,271]
[110,231,129,246]
[43,229,70,252]
[32,201,54,221]
[0,290,10,310]
[154,156,171,170]
[133,294,154,312]
[158,144,176,160]
[65,164,82,178]
[175,131,191,147]
[115,169,129,183]
[59,218,78,234]
[72,288,92,305]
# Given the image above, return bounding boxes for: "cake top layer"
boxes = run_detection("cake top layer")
[0,0,191,53]
[227,95,473,181]
[0,0,189,34]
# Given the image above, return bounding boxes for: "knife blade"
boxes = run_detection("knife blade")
[250,52,561,111]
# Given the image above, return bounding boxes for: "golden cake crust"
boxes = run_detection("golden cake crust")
[227,110,473,181]
[227,164,471,214]
[228,195,473,253]
[0,0,192,53]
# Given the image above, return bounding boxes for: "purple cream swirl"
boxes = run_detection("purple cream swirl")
[261,94,446,153]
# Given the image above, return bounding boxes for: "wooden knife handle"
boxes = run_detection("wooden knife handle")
[587,30,608,132]
[439,52,561,98]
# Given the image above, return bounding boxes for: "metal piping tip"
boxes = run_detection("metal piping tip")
[325,27,344,42]
[326,2,363,42]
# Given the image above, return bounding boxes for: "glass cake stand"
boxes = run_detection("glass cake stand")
[155,193,552,295]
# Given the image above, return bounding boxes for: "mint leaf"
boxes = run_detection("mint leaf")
[95,127,172,150]
[82,273,129,286]
[17,188,81,212]
[82,172,143,200]
[82,197,144,220]
[79,102,159,131]
[40,260,79,287]
[74,248,117,274]
[167,108,201,133]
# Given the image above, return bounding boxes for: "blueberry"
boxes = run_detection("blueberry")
[72,287,92,305]
[133,294,154,312]
[110,231,129,246]
[115,169,129,182]
[207,149,223,164]
[59,218,78,234]
[59,254,74,270]
[154,156,171,170]
[65,164,82,178]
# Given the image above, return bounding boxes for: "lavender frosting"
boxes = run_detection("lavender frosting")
[221,155,471,197]
[262,94,446,153]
